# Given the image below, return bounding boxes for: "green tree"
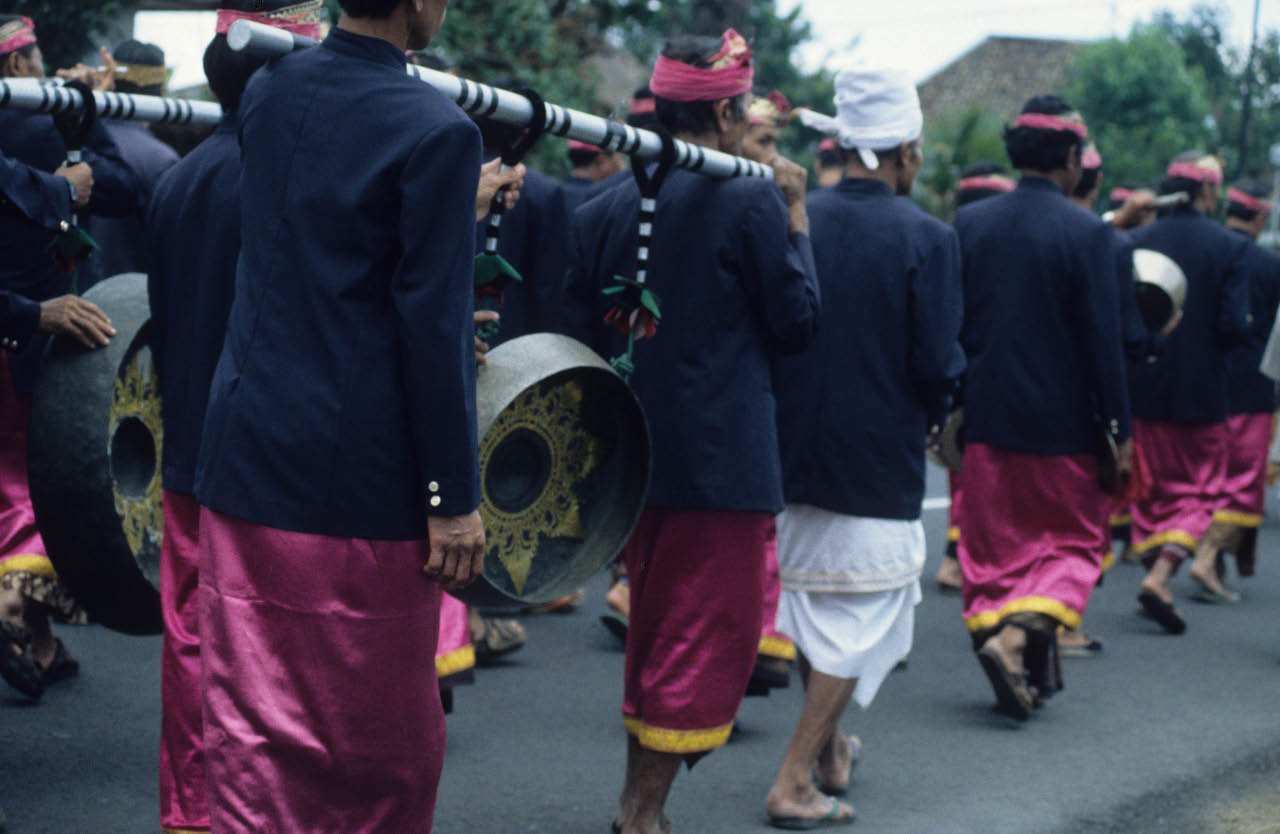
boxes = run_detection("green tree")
[1062,23,1214,190]
[10,1,124,72]
[915,106,1008,219]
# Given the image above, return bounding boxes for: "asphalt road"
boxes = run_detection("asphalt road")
[3,465,1279,833]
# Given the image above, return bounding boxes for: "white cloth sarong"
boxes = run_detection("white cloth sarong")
[775,503,925,708]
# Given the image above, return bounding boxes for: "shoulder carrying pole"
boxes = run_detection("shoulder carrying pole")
[227,19,773,182]
[0,77,223,128]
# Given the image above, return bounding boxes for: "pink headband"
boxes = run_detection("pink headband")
[1167,160,1223,184]
[629,97,655,115]
[958,176,1015,193]
[650,29,753,103]
[818,138,838,152]
[1013,113,1088,138]
[1110,187,1135,203]
[216,1,325,38]
[0,16,36,57]
[568,139,601,152]
[1227,187,1271,215]
[1082,148,1102,169]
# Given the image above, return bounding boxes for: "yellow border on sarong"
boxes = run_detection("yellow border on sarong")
[1109,513,1132,527]
[1131,530,1198,556]
[1100,552,1116,573]
[162,827,211,834]
[1212,509,1262,528]
[758,634,796,660]
[622,715,734,753]
[964,596,1082,632]
[0,553,57,580]
[435,644,476,678]
[947,526,960,542]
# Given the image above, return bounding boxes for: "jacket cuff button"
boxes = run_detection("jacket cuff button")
[429,495,442,508]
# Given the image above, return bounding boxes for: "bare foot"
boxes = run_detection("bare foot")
[935,555,963,591]
[1188,560,1230,597]
[606,580,630,619]
[816,733,860,794]
[766,783,855,827]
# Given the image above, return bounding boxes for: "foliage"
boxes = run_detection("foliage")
[1062,23,1214,191]
[914,106,1008,219]
[9,0,124,72]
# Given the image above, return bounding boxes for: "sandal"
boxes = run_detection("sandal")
[1137,590,1186,634]
[471,616,526,664]
[526,588,586,615]
[976,633,1033,720]
[39,637,79,685]
[816,735,861,796]
[0,621,44,700]
[768,796,855,830]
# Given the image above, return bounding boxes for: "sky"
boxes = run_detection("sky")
[782,0,1280,81]
[138,1,1280,91]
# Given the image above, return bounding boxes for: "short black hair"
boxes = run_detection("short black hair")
[338,0,399,18]
[568,146,600,168]
[472,75,525,152]
[1227,176,1270,222]
[203,33,269,115]
[653,36,748,136]
[113,39,165,95]
[1072,166,1100,199]
[1003,95,1083,173]
[0,14,37,75]
[628,84,658,130]
[1158,150,1211,203]
[407,49,451,72]
[816,147,840,168]
[956,161,1011,206]
[1107,181,1145,211]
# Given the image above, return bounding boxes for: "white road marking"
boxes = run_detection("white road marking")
[922,497,952,512]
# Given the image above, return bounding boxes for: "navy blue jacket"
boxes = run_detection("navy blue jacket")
[561,174,598,212]
[146,117,240,496]
[1224,227,1280,415]
[564,167,821,513]
[1113,228,1165,361]
[1128,207,1252,424]
[956,176,1131,454]
[476,161,568,343]
[0,108,139,296]
[195,27,482,539]
[97,120,180,277]
[776,178,964,519]
[0,290,40,351]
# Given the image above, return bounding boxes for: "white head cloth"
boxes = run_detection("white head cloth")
[795,65,922,170]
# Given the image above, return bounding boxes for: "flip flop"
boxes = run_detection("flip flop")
[816,735,862,796]
[976,643,1032,720]
[0,621,44,701]
[39,638,79,685]
[600,610,628,643]
[1193,586,1241,605]
[1137,590,1186,634]
[768,797,855,830]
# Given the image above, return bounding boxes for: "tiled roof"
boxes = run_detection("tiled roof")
[918,36,1085,121]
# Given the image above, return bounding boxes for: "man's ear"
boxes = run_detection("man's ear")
[712,98,733,135]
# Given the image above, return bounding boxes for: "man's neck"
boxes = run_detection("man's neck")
[841,161,897,193]
[674,130,721,152]
[338,12,408,51]
[1226,217,1261,240]
[1019,169,1075,195]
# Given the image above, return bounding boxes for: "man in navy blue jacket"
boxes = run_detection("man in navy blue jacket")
[1185,178,1280,595]
[564,30,819,834]
[1127,152,1251,629]
[765,65,961,828]
[954,96,1132,719]
[192,1,488,828]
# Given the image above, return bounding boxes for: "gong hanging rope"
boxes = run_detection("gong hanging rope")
[0,76,223,128]
[227,19,774,182]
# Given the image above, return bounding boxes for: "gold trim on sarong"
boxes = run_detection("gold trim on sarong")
[622,715,734,753]
[1131,530,1198,555]
[1100,552,1116,573]
[434,644,476,678]
[757,634,796,660]
[964,596,1082,632]
[946,526,960,542]
[1211,509,1262,528]
[0,553,57,579]
[1109,513,1132,526]
[161,827,211,834]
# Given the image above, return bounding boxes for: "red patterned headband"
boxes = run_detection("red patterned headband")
[629,97,655,115]
[1227,187,1271,215]
[1013,113,1087,138]
[1167,159,1223,184]
[0,16,36,57]
[1082,148,1102,169]
[818,138,838,152]
[568,139,601,153]
[216,1,325,38]
[650,28,753,103]
[958,176,1015,193]
[1110,187,1135,203]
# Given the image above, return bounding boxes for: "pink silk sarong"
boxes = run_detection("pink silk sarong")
[159,490,208,832]
[199,507,445,833]
[958,444,1110,632]
[622,508,769,754]
[0,353,49,577]
[758,521,795,661]
[1129,419,1228,557]
[435,591,474,685]
[1214,412,1273,527]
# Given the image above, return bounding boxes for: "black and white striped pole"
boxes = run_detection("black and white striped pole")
[226,19,774,182]
[0,77,224,128]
